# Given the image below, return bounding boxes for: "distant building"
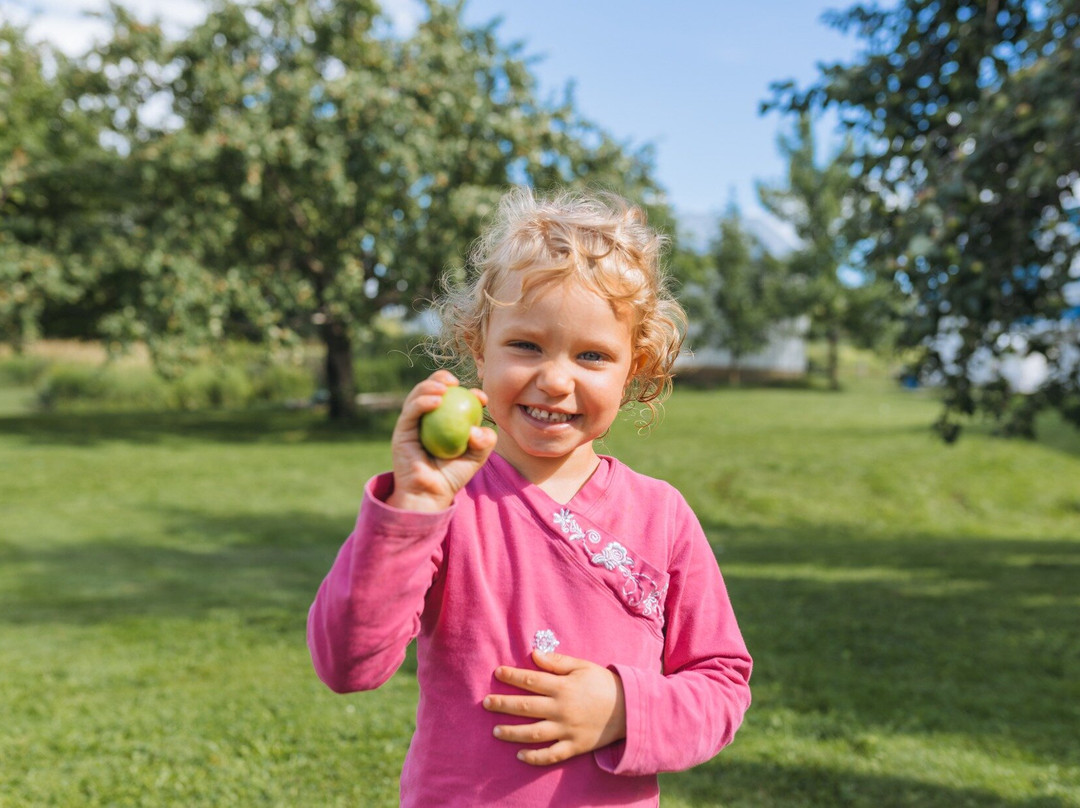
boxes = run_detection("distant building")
[675,316,810,384]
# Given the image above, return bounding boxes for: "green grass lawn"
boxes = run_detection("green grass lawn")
[1,375,1078,807]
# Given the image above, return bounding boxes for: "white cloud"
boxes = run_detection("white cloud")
[7,0,205,54]
[9,0,425,53]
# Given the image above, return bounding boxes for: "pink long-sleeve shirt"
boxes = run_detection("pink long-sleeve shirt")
[308,453,752,807]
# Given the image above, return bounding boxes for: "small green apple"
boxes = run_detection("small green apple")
[419,386,483,459]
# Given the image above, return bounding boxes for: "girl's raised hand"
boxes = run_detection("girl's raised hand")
[387,370,497,513]
[482,649,628,766]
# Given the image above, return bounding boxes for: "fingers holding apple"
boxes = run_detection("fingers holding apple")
[388,372,496,511]
[420,385,484,459]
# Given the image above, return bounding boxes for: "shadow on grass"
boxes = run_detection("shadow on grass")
[0,507,353,630]
[0,406,397,446]
[661,758,1073,808]
[706,520,1080,774]
[1034,410,1080,459]
[3,504,1077,793]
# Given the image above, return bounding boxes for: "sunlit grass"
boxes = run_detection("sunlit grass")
[2,369,1078,806]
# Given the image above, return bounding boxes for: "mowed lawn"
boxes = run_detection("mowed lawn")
[1,375,1078,807]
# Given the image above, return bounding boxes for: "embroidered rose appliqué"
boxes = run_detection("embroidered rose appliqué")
[591,541,633,573]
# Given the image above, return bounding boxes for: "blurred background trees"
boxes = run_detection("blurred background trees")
[683,200,790,386]
[757,113,900,390]
[2,0,667,419]
[768,0,1080,438]
[3,0,1078,439]
[0,20,115,351]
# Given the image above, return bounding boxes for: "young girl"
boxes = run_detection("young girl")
[308,188,752,807]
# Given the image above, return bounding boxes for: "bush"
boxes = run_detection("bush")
[34,357,318,413]
[170,364,255,411]
[26,339,436,413]
[252,362,317,404]
[354,347,434,394]
[37,364,172,411]
[0,355,51,387]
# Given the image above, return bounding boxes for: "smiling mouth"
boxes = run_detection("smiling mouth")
[522,405,576,424]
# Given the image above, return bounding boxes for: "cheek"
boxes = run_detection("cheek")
[480,367,511,407]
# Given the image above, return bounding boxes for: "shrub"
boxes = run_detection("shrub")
[36,364,104,409]
[252,362,317,404]
[170,364,255,410]
[354,347,433,394]
[27,339,432,412]
[37,364,171,411]
[0,355,51,387]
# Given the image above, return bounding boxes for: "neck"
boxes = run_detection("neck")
[496,444,601,505]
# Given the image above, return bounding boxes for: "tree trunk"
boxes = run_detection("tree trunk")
[322,318,358,420]
[730,356,742,387]
[826,327,840,390]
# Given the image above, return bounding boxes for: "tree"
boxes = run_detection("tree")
[768,0,1080,439]
[62,0,667,419]
[0,21,112,350]
[758,113,899,389]
[691,200,788,385]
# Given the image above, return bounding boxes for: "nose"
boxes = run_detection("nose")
[535,358,574,397]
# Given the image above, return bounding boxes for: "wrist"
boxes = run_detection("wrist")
[386,488,454,513]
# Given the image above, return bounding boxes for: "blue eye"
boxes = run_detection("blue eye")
[510,341,539,351]
[580,351,605,363]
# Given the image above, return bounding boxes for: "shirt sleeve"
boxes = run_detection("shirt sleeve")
[306,472,454,694]
[595,496,752,775]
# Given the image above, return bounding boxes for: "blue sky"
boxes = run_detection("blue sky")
[11,0,865,228]
[455,1,863,223]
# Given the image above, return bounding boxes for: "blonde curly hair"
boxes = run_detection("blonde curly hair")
[431,186,686,425]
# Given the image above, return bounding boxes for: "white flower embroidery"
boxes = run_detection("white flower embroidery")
[533,629,560,654]
[553,508,576,534]
[591,541,634,574]
[550,509,665,622]
[553,508,600,544]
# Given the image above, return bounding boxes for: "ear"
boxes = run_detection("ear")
[473,351,485,383]
[625,352,645,385]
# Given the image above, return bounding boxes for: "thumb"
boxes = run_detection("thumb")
[437,426,497,492]
[466,425,498,459]
[532,648,582,674]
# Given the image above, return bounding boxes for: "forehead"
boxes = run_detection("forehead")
[488,270,631,320]
[486,273,634,348]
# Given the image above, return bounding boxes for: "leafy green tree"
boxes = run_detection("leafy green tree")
[758,113,899,389]
[61,0,665,419]
[768,0,1080,439]
[0,21,111,350]
[692,200,788,384]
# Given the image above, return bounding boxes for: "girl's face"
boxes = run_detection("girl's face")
[474,273,636,485]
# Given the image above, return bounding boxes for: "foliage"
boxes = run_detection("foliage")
[30,348,317,412]
[0,352,49,386]
[688,201,790,383]
[767,0,1080,440]
[33,0,667,420]
[1,379,1077,806]
[36,362,172,411]
[757,113,901,389]
[0,21,112,350]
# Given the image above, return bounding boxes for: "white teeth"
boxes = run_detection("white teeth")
[524,406,573,424]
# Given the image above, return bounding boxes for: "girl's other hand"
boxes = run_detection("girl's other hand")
[387,370,497,512]
[482,650,628,766]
